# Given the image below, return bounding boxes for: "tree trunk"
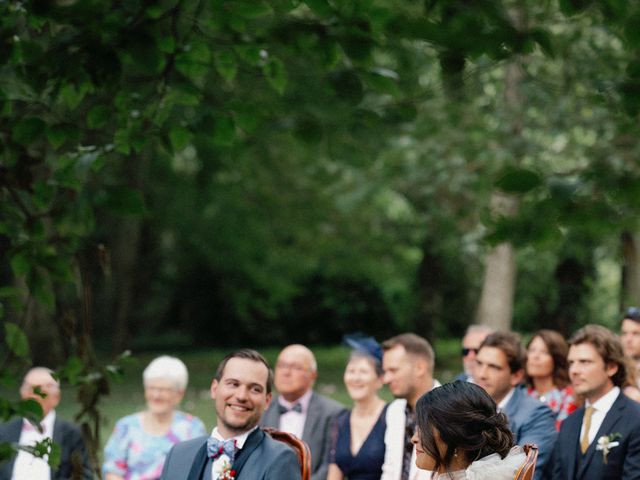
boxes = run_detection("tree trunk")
[476,193,519,330]
[622,231,640,309]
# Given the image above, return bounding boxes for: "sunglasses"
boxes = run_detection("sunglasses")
[461,348,479,357]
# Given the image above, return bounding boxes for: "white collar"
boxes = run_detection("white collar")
[587,386,620,413]
[497,388,516,411]
[23,410,56,437]
[211,425,257,449]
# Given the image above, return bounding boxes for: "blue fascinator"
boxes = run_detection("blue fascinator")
[343,333,383,364]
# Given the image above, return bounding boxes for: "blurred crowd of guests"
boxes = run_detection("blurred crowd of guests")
[3,307,640,479]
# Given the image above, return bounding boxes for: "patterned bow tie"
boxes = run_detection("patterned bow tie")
[207,437,237,461]
[278,402,302,415]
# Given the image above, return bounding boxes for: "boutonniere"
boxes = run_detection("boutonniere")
[213,454,236,480]
[596,433,622,464]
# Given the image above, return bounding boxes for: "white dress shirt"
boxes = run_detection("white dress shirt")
[580,386,620,446]
[277,389,312,439]
[12,410,56,480]
[497,388,516,412]
[209,426,256,480]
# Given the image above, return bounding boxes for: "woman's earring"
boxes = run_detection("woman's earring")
[454,448,458,458]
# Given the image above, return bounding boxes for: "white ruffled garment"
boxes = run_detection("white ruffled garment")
[433,446,526,480]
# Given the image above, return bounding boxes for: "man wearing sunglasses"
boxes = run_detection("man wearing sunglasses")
[621,306,640,388]
[454,324,493,383]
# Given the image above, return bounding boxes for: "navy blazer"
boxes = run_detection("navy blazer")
[160,428,301,480]
[552,391,640,480]
[503,386,557,480]
[260,391,345,480]
[0,416,93,480]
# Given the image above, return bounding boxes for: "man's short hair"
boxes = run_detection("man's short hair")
[215,349,274,393]
[623,306,640,324]
[569,324,627,388]
[479,331,526,373]
[382,333,435,370]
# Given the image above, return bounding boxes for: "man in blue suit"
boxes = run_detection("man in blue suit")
[161,349,301,480]
[475,331,557,480]
[552,324,640,480]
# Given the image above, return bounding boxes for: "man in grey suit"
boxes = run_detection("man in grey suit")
[261,344,345,480]
[475,331,557,480]
[0,367,92,480]
[161,349,301,480]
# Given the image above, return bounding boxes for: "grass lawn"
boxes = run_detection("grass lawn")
[2,338,463,461]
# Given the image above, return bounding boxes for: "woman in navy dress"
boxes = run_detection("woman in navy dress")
[328,336,387,480]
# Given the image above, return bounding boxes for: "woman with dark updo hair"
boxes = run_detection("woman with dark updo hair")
[411,382,525,479]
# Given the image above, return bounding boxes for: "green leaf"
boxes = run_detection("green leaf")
[495,168,542,194]
[169,126,193,151]
[10,252,30,277]
[362,68,400,95]
[233,0,272,18]
[87,106,110,129]
[214,51,238,82]
[58,83,91,110]
[103,187,146,216]
[329,70,363,104]
[12,117,45,145]
[114,129,131,155]
[304,0,333,15]
[46,124,79,150]
[625,12,640,48]
[59,356,84,385]
[294,115,323,144]
[5,323,30,358]
[213,117,236,146]
[263,57,287,95]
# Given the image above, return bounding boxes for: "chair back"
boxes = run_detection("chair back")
[514,444,538,480]
[262,427,312,480]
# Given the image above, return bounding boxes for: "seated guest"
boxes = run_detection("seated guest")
[475,331,557,480]
[552,324,640,480]
[160,349,301,480]
[261,344,345,480]
[620,306,640,387]
[0,367,92,480]
[412,381,525,480]
[328,335,388,480]
[103,356,206,480]
[454,324,493,382]
[525,329,578,429]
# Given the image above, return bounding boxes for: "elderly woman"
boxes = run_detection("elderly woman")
[103,356,206,480]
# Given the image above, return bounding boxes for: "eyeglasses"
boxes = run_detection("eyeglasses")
[625,307,640,320]
[461,348,479,357]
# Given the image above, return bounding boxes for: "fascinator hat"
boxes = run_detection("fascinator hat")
[343,333,383,364]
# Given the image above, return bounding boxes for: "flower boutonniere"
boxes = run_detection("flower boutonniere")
[213,454,236,480]
[596,433,622,464]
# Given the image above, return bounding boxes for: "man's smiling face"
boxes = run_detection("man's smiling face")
[210,357,272,438]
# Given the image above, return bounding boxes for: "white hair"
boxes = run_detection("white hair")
[143,356,188,391]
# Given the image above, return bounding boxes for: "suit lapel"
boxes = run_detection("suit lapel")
[262,397,281,428]
[233,429,265,478]
[565,411,583,480]
[301,392,318,443]
[1,419,22,478]
[576,393,625,480]
[186,441,209,480]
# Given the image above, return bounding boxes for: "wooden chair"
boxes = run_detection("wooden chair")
[262,427,312,480]
[514,444,538,480]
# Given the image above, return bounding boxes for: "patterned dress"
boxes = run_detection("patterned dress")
[527,385,577,430]
[103,411,206,480]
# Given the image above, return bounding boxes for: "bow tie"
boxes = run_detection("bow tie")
[207,437,237,461]
[278,402,302,414]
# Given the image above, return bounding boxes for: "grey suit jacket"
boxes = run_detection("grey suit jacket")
[552,391,640,480]
[160,428,301,480]
[503,386,557,480]
[0,416,93,480]
[260,391,345,480]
